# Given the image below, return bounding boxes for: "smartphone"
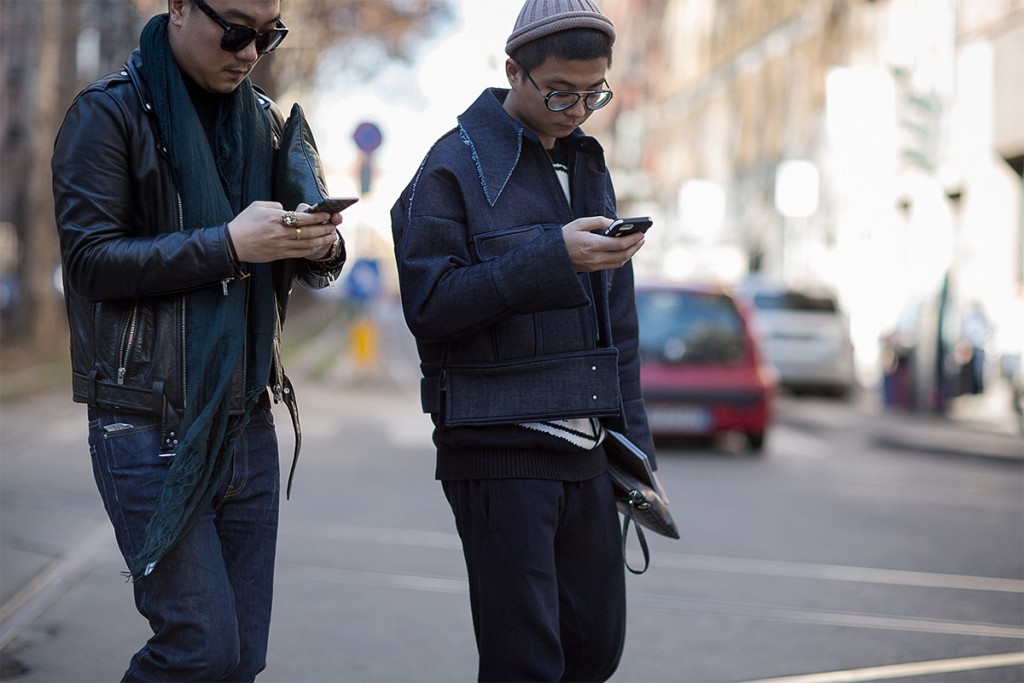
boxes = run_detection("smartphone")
[305,197,358,214]
[604,216,653,237]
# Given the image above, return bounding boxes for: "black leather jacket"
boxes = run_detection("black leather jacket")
[52,50,342,448]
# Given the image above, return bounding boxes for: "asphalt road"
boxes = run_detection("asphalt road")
[2,310,1022,682]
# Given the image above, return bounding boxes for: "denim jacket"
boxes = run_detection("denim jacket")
[391,88,652,475]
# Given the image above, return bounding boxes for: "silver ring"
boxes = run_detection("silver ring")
[281,211,297,228]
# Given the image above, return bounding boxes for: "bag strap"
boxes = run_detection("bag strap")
[621,491,651,575]
[281,373,302,499]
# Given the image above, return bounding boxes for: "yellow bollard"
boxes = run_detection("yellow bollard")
[352,317,378,367]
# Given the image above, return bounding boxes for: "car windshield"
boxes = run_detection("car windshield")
[752,291,837,313]
[637,290,747,364]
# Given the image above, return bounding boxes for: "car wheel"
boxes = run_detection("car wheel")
[746,432,765,451]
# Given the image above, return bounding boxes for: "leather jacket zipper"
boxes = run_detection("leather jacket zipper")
[241,268,250,393]
[176,192,188,408]
[179,294,187,406]
[117,304,140,384]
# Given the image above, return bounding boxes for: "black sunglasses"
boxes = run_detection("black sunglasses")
[192,0,289,55]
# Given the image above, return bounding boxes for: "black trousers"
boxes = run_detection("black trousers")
[443,474,627,683]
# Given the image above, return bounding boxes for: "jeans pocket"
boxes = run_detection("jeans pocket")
[87,410,166,563]
[223,408,278,500]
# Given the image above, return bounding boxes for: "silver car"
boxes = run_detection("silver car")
[740,284,855,398]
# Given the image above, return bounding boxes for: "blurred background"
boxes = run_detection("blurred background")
[2,3,1022,681]
[1,0,1022,418]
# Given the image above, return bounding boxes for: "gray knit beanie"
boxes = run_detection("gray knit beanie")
[505,0,616,55]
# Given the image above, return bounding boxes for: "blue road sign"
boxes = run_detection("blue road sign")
[352,122,382,154]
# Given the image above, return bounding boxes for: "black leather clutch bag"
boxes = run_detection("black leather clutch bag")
[273,102,329,210]
[605,429,679,574]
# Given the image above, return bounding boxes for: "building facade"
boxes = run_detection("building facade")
[593,0,1024,389]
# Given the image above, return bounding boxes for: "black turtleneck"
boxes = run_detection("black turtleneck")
[183,75,222,152]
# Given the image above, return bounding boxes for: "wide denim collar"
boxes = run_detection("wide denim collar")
[457,88,598,207]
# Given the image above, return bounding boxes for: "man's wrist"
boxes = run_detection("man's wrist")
[225,223,241,266]
[312,230,342,263]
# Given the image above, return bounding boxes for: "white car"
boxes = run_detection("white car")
[739,284,855,397]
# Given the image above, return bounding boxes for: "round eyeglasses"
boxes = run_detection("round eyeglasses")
[520,67,614,112]
[193,0,289,55]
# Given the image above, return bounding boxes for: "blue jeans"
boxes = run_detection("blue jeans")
[88,406,280,682]
[443,475,627,682]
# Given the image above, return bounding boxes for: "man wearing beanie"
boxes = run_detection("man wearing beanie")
[391,0,652,680]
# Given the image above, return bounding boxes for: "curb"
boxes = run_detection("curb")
[868,413,1023,461]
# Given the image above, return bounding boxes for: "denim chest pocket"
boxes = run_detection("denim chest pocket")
[470,224,555,262]
[469,223,597,360]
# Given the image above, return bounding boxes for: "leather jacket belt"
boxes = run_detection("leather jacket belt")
[74,370,181,453]
[73,371,274,455]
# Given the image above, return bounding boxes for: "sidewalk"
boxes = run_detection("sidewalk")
[863,381,1023,461]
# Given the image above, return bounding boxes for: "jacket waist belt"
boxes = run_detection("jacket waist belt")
[421,349,622,427]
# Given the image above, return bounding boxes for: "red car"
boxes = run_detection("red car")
[635,282,776,451]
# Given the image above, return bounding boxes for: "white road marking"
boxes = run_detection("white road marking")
[735,651,1024,683]
[650,551,1024,593]
[281,563,467,594]
[285,520,462,550]
[628,592,1023,639]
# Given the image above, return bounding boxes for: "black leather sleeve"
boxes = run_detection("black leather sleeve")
[53,83,237,302]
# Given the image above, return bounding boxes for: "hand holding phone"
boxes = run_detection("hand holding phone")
[305,197,358,214]
[604,216,653,237]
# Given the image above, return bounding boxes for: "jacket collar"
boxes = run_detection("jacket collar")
[456,88,599,207]
[125,50,154,114]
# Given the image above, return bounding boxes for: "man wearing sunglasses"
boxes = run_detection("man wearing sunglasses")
[391,0,652,680]
[52,1,345,680]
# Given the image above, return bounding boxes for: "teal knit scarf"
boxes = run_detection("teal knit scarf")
[130,14,276,580]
